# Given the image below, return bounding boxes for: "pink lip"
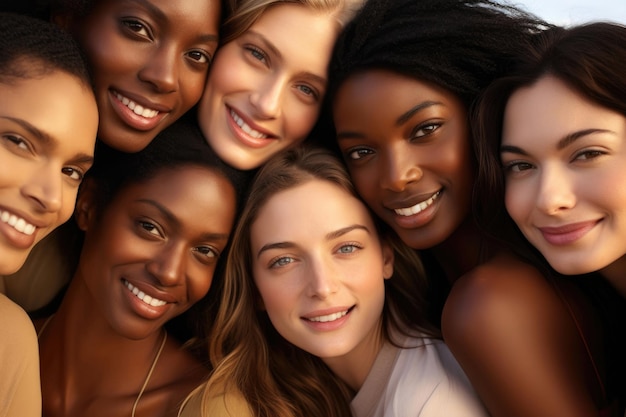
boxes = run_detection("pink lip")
[121,278,176,320]
[109,90,169,132]
[226,106,277,149]
[301,306,353,332]
[538,220,600,246]
[0,219,37,250]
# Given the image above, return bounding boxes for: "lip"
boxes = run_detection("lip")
[108,89,170,132]
[387,189,442,229]
[537,219,601,246]
[301,305,354,331]
[0,207,43,250]
[121,278,176,320]
[226,105,277,149]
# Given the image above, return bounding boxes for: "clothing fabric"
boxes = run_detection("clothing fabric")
[178,383,253,417]
[351,334,488,417]
[0,293,41,417]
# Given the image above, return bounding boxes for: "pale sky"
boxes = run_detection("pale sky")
[513,0,626,25]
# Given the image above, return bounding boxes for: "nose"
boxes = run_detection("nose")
[137,44,178,93]
[249,75,284,119]
[146,242,186,286]
[379,145,423,192]
[306,256,340,299]
[21,165,63,213]
[535,165,576,214]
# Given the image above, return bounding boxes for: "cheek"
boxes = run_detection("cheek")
[285,104,320,142]
[504,182,528,224]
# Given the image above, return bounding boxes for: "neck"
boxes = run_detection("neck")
[428,218,483,283]
[322,320,384,391]
[600,256,626,298]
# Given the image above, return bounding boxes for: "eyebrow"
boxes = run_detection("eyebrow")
[124,0,218,43]
[500,128,615,155]
[246,30,326,85]
[336,101,442,140]
[256,224,370,258]
[136,199,230,241]
[0,116,94,164]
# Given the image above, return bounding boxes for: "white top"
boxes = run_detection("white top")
[351,334,488,417]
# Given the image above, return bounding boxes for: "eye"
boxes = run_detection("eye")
[61,167,84,182]
[295,84,320,101]
[244,45,268,65]
[573,149,606,161]
[193,245,219,260]
[269,256,295,269]
[503,160,534,174]
[345,147,374,161]
[138,220,162,237]
[336,243,361,255]
[121,18,152,40]
[186,50,211,65]
[2,134,32,153]
[411,122,441,140]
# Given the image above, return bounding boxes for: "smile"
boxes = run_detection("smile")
[306,309,349,323]
[0,210,36,235]
[230,109,268,139]
[114,92,159,118]
[394,191,441,216]
[123,279,167,307]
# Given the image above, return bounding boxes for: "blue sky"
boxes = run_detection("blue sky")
[514,0,626,25]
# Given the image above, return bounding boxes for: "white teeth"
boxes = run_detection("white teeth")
[115,92,159,118]
[0,210,36,235]
[307,310,348,323]
[230,110,268,139]
[123,279,167,307]
[394,191,441,216]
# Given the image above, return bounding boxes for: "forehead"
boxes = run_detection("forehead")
[252,180,374,238]
[246,3,340,75]
[0,72,97,158]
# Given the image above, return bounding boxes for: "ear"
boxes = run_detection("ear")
[381,241,394,280]
[74,178,98,232]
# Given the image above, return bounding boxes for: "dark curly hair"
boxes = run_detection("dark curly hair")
[0,12,91,86]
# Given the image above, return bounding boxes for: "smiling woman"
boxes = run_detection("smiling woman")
[198,0,363,170]
[34,120,248,417]
[51,0,221,153]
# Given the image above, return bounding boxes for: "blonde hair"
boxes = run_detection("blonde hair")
[221,0,363,44]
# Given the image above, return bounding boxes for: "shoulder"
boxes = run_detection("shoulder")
[0,293,38,347]
[178,382,254,417]
[442,252,571,340]
[382,338,489,417]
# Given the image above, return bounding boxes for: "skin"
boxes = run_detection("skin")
[333,70,602,416]
[198,3,340,170]
[0,71,98,275]
[502,75,626,294]
[38,165,236,417]
[333,70,473,253]
[69,0,221,152]
[251,180,393,390]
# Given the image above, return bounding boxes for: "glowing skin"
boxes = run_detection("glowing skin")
[198,3,340,170]
[0,72,98,275]
[75,166,236,340]
[502,75,626,281]
[333,70,473,250]
[73,0,220,152]
[251,180,393,384]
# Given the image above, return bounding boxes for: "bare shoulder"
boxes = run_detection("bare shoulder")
[441,252,600,417]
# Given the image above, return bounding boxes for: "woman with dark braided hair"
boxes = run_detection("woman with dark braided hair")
[327,0,616,415]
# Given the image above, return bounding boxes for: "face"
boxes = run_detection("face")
[75,166,236,339]
[333,70,473,250]
[502,75,626,277]
[0,72,98,275]
[73,0,221,152]
[198,4,340,170]
[251,180,393,368]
